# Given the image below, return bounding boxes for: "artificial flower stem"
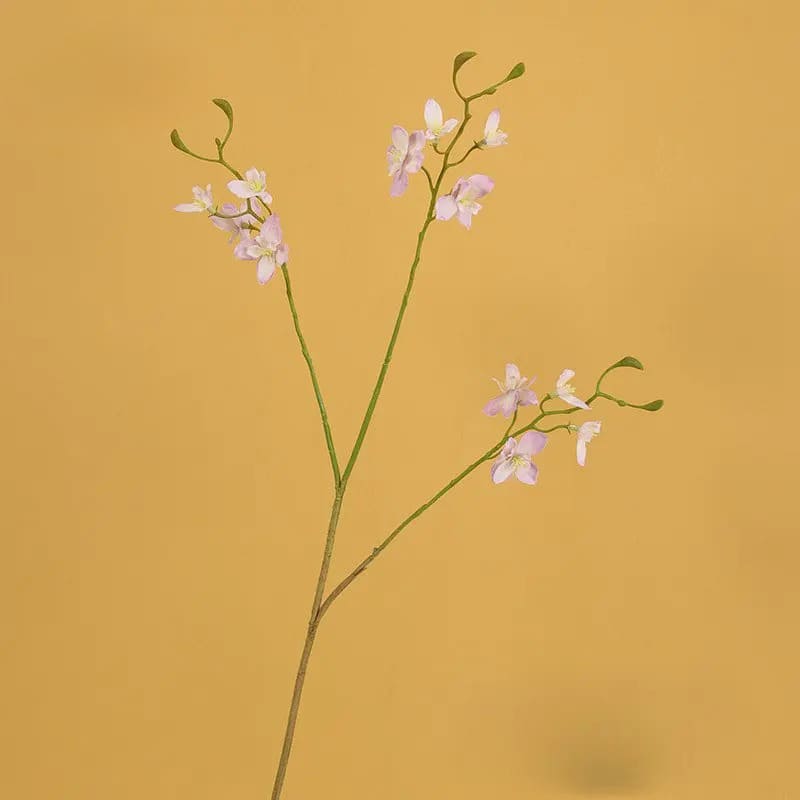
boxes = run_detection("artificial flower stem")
[270,96,476,800]
[319,434,505,620]
[340,97,473,485]
[280,265,341,487]
[270,489,344,800]
[321,389,622,614]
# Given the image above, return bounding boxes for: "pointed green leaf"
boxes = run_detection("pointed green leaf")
[504,62,525,82]
[638,399,664,411]
[170,128,191,154]
[453,51,478,75]
[212,98,234,124]
[611,356,644,371]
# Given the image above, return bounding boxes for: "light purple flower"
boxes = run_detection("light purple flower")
[174,184,215,213]
[554,369,590,409]
[227,167,273,205]
[423,99,458,141]
[483,363,538,418]
[435,174,495,229]
[210,202,259,242]
[387,126,425,197]
[490,431,548,485]
[575,421,601,467]
[481,109,508,148]
[245,215,289,285]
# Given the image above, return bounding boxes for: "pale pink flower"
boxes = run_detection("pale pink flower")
[174,184,215,213]
[227,167,273,205]
[245,215,289,285]
[554,369,590,409]
[490,431,548,485]
[435,174,494,229]
[387,126,426,197]
[575,421,601,467]
[210,202,259,242]
[483,363,538,418]
[481,109,508,148]
[423,99,458,141]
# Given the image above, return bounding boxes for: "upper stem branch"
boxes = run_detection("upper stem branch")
[281,266,341,487]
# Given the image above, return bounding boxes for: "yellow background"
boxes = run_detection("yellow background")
[2,1,798,798]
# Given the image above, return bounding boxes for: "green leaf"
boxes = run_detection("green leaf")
[170,128,191,154]
[610,356,644,371]
[453,51,477,75]
[212,97,234,124]
[637,399,664,412]
[504,62,525,82]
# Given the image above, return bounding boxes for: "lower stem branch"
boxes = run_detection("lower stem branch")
[270,490,344,800]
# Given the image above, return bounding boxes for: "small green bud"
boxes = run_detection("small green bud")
[453,51,478,75]
[617,399,627,407]
[212,97,234,124]
[638,399,664,412]
[504,62,525,82]
[484,87,497,95]
[611,356,644,371]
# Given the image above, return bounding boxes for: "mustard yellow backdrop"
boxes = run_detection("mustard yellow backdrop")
[2,1,798,798]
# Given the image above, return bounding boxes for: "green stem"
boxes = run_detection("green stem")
[319,389,615,618]
[340,96,474,486]
[269,491,344,800]
[281,266,341,487]
[448,142,480,168]
[319,434,505,620]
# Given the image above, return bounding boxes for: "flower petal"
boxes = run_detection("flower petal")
[499,391,518,418]
[485,109,500,136]
[505,363,521,387]
[257,256,277,285]
[517,430,548,456]
[408,130,426,152]
[227,179,252,198]
[515,462,539,485]
[261,214,283,246]
[517,388,539,407]
[424,98,443,130]
[557,369,575,388]
[174,202,203,213]
[482,394,506,417]
[276,242,289,266]
[435,194,458,220]
[466,174,495,197]
[390,171,409,197]
[563,394,591,410]
[491,457,515,484]
[391,125,409,152]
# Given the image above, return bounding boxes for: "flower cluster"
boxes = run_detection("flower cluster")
[484,363,601,483]
[175,167,288,285]
[386,98,510,230]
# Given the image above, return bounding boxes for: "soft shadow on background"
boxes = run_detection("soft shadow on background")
[2,1,798,798]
